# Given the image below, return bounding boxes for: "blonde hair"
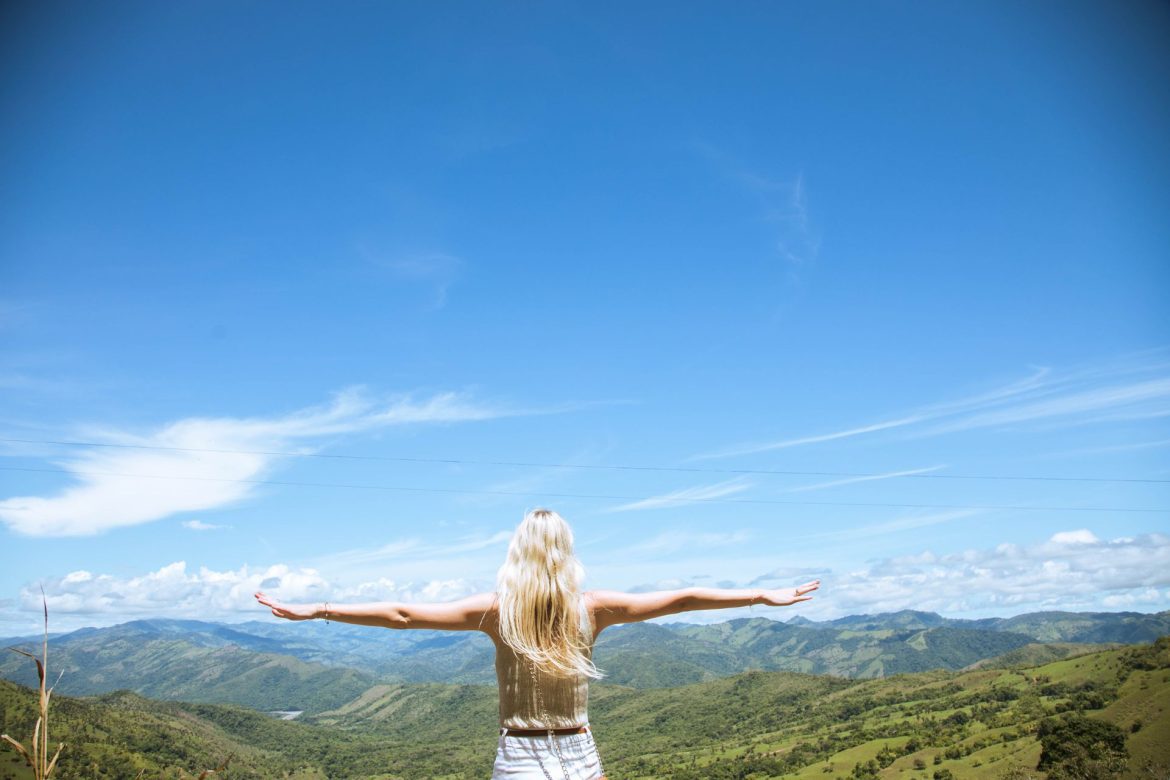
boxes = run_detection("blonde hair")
[495,508,604,680]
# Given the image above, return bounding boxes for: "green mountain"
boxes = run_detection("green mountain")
[0,623,375,715]
[2,639,1167,779]
[965,642,1123,671]
[2,609,1163,714]
[987,610,1170,643]
[800,609,1170,643]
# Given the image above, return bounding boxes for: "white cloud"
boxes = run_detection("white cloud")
[633,528,1170,624]
[182,520,228,532]
[691,143,820,269]
[0,388,532,537]
[695,354,1170,460]
[363,249,463,309]
[621,530,752,557]
[789,509,982,542]
[1048,529,1099,545]
[606,478,753,512]
[1043,437,1170,459]
[782,465,946,493]
[798,530,1170,618]
[628,577,704,593]
[914,377,1170,437]
[17,561,487,626]
[315,530,513,570]
[8,528,1169,631]
[696,416,927,460]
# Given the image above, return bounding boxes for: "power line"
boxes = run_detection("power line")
[0,436,1164,484]
[0,465,1165,514]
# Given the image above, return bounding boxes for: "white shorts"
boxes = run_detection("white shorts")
[491,725,604,779]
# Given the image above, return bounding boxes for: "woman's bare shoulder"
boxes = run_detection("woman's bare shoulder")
[583,589,631,610]
[475,591,500,636]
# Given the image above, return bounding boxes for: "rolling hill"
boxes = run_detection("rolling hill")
[3,609,1162,713]
[1,638,1167,779]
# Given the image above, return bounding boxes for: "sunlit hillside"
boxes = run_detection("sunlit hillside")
[2,638,1167,779]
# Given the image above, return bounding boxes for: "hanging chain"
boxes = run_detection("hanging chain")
[528,656,573,780]
[594,726,607,780]
[524,655,608,780]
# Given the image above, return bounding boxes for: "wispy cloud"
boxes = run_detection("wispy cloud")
[747,566,832,587]
[912,377,1170,437]
[461,443,621,508]
[314,530,512,570]
[605,478,753,512]
[692,143,820,269]
[769,172,820,269]
[1041,437,1170,459]
[622,529,752,557]
[627,576,704,594]
[787,509,982,542]
[361,249,463,309]
[695,354,1170,460]
[698,417,926,460]
[181,520,228,532]
[782,465,947,493]
[0,388,540,537]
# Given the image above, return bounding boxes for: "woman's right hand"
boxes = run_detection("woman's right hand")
[762,580,820,606]
[255,591,319,621]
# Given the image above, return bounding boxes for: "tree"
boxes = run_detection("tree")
[1037,714,1128,780]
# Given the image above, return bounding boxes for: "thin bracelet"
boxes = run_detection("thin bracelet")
[324,602,330,623]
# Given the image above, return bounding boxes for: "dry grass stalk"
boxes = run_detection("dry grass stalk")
[2,594,231,780]
[0,588,65,779]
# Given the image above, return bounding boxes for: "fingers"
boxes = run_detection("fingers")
[256,592,290,618]
[255,592,279,608]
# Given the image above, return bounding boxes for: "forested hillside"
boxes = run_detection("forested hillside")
[4,610,1166,713]
[2,638,1167,779]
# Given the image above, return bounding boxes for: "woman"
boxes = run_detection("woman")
[255,508,820,779]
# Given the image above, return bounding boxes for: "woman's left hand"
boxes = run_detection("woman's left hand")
[762,580,820,606]
[255,591,319,621]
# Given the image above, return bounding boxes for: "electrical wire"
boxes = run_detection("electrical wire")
[0,436,1164,484]
[0,465,1164,513]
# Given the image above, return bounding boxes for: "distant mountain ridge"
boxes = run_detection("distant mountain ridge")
[729,608,1170,641]
[1,608,1166,714]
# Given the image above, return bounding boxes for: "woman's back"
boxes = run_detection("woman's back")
[491,594,596,729]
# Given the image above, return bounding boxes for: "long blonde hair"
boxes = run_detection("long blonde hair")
[495,508,604,680]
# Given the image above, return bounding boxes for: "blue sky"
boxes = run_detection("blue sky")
[1,1,1168,633]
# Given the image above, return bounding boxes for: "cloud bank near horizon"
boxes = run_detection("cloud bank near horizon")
[7,528,1168,634]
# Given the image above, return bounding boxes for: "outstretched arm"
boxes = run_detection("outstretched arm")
[254,591,497,632]
[589,580,819,632]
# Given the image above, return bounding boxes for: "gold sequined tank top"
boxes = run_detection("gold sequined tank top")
[494,598,594,729]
